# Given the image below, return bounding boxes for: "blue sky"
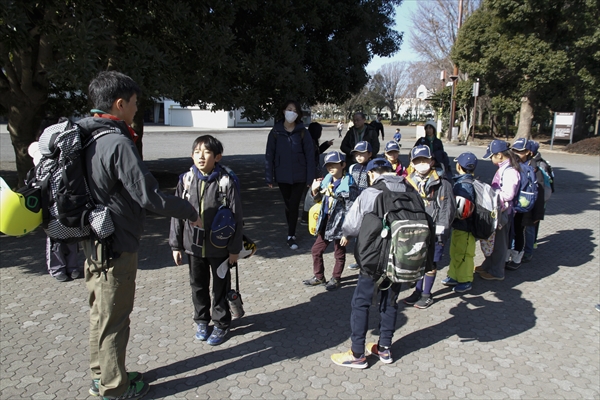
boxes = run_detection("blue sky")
[367,0,420,73]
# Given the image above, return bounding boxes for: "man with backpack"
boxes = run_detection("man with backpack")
[79,71,199,399]
[331,158,418,368]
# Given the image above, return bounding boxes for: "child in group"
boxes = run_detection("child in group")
[303,151,359,291]
[46,238,81,282]
[169,135,244,346]
[393,128,402,144]
[383,141,406,176]
[475,140,521,281]
[442,152,478,293]
[347,141,372,270]
[403,145,455,308]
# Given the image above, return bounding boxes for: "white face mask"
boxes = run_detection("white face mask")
[284,110,298,123]
[414,163,431,175]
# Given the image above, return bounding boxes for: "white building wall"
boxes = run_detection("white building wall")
[168,107,233,129]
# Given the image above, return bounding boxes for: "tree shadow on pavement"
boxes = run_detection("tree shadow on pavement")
[393,228,595,358]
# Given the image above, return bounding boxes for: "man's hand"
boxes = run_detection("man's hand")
[172,250,183,266]
[229,253,239,265]
[340,236,348,247]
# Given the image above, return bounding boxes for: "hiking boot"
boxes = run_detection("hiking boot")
[287,236,298,250]
[479,272,504,281]
[54,271,70,282]
[403,290,421,305]
[330,349,367,369]
[207,327,229,346]
[522,253,533,263]
[303,276,326,286]
[70,269,83,280]
[194,323,210,341]
[90,372,143,397]
[101,380,149,400]
[453,282,472,293]
[414,294,433,309]
[474,266,485,274]
[441,277,458,286]
[365,342,392,364]
[325,277,341,291]
[347,263,360,270]
[505,261,521,271]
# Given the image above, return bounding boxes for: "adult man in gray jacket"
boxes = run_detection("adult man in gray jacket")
[83,71,199,399]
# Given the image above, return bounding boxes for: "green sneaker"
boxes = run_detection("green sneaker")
[89,372,144,396]
[102,381,149,400]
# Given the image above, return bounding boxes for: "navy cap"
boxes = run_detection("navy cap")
[384,141,400,152]
[351,141,372,153]
[366,158,392,172]
[410,145,432,160]
[527,140,540,155]
[323,151,345,166]
[454,152,478,171]
[512,138,528,151]
[483,140,510,159]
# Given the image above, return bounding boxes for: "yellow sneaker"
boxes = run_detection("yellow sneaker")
[330,349,367,369]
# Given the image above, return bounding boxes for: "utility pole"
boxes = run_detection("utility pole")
[471,79,479,143]
[448,0,463,142]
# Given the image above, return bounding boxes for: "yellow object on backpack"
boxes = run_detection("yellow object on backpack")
[308,202,321,236]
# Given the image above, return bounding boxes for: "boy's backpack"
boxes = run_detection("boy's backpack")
[513,162,538,213]
[355,181,435,284]
[462,176,503,240]
[28,118,117,243]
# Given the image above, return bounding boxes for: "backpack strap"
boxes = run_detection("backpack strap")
[181,168,194,200]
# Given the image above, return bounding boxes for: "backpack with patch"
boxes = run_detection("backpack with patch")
[513,162,538,213]
[462,176,503,240]
[355,181,435,284]
[28,118,117,243]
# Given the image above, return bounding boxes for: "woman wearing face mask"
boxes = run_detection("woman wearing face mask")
[403,145,456,309]
[414,120,451,177]
[265,100,315,250]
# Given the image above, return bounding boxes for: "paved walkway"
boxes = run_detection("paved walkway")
[1,125,599,399]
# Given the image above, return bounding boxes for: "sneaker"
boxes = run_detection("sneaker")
[403,290,421,305]
[70,269,83,280]
[287,236,298,250]
[505,261,521,271]
[54,271,70,282]
[521,253,533,263]
[303,276,326,286]
[299,219,308,226]
[474,266,485,274]
[414,294,433,309]
[101,380,149,400]
[596,304,600,312]
[533,242,538,249]
[330,349,367,369]
[347,263,360,270]
[194,323,210,341]
[207,327,229,346]
[441,277,458,286]
[90,372,143,397]
[325,277,341,291]
[479,272,504,281]
[453,282,472,293]
[365,343,392,364]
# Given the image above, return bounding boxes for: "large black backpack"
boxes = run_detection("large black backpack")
[355,181,435,283]
[27,118,117,243]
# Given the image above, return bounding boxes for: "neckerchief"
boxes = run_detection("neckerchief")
[92,111,139,143]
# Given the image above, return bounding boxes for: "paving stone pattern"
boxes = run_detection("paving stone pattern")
[1,125,599,399]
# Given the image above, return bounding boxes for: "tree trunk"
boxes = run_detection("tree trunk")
[516,94,534,139]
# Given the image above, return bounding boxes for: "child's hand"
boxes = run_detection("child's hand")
[229,253,239,265]
[173,250,183,266]
[340,237,348,246]
[328,139,334,145]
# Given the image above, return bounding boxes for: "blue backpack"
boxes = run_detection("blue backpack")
[514,162,538,213]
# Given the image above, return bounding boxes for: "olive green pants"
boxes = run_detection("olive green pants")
[447,229,476,283]
[84,241,137,398]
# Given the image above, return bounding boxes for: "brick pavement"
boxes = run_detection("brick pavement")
[1,125,599,399]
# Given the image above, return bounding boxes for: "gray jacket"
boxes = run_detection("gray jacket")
[342,175,410,238]
[79,117,198,254]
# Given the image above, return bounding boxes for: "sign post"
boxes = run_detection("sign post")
[551,112,576,149]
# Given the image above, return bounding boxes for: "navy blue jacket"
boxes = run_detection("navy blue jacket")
[452,174,475,232]
[265,121,315,185]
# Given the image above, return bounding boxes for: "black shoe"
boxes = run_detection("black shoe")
[414,294,434,309]
[303,276,326,286]
[70,269,83,279]
[54,271,70,282]
[403,290,421,305]
[521,253,533,263]
[287,236,298,250]
[325,277,341,291]
[505,261,521,271]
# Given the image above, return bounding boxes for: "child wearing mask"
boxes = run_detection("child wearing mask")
[403,145,455,308]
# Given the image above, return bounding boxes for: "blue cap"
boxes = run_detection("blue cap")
[527,140,540,155]
[366,158,392,172]
[323,151,345,166]
[410,145,432,160]
[454,152,478,171]
[483,140,510,159]
[384,141,400,152]
[512,138,528,151]
[351,141,372,153]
